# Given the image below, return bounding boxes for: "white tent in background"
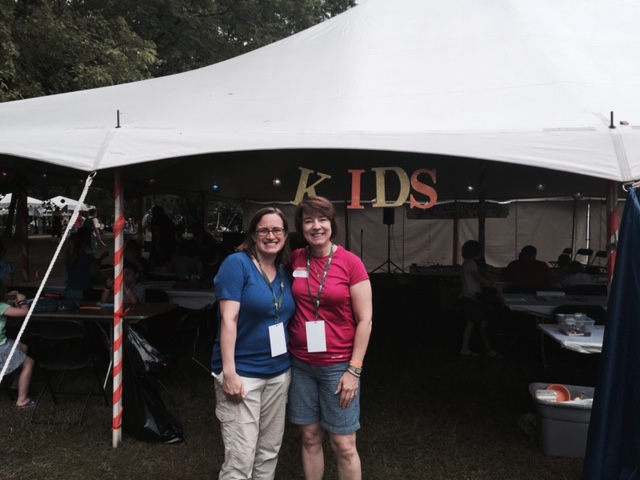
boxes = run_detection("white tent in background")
[43,195,93,212]
[0,193,44,208]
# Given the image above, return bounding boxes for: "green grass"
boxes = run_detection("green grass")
[0,237,585,479]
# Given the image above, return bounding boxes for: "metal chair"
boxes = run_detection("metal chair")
[29,320,108,425]
[574,248,593,264]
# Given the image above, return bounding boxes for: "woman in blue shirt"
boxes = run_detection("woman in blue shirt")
[212,207,294,480]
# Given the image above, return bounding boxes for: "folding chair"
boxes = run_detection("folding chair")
[29,320,109,425]
[574,248,593,264]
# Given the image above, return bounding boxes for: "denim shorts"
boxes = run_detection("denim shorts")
[288,357,360,435]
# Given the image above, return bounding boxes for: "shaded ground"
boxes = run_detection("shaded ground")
[0,237,588,479]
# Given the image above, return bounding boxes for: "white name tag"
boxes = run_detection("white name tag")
[269,323,287,357]
[306,320,327,352]
[293,268,308,278]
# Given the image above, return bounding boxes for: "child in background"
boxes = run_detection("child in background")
[101,263,145,305]
[0,288,36,409]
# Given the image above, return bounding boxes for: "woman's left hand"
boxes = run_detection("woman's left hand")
[335,371,359,409]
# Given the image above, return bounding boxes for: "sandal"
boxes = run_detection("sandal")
[485,349,504,359]
[16,399,37,410]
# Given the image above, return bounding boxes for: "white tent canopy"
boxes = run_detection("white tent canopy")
[0,194,43,208]
[0,0,639,195]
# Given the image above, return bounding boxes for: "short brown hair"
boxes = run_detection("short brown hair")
[294,196,338,243]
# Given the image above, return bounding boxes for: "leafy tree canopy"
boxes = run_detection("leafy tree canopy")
[0,0,355,101]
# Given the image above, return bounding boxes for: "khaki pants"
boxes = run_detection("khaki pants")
[214,370,291,480]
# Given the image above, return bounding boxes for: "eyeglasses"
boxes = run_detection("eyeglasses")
[255,228,286,237]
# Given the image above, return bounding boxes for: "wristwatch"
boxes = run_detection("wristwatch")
[348,365,362,377]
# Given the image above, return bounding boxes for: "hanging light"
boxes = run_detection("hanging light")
[272,177,282,188]
[212,183,220,193]
[148,178,156,186]
[536,183,545,192]
[466,184,474,192]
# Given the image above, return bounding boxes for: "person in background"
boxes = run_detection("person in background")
[141,207,153,260]
[51,206,63,240]
[149,205,177,270]
[502,245,556,291]
[124,239,147,281]
[459,240,502,358]
[64,229,108,300]
[101,262,145,304]
[72,211,86,233]
[0,288,36,409]
[84,208,106,251]
[553,253,571,282]
[212,207,295,479]
[0,240,13,287]
[288,196,373,480]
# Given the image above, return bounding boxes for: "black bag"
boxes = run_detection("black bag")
[124,324,167,376]
[122,325,184,444]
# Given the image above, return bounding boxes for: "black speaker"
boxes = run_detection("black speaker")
[383,207,395,225]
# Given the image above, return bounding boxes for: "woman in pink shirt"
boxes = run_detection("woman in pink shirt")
[288,196,373,480]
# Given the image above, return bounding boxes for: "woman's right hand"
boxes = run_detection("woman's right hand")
[222,372,245,404]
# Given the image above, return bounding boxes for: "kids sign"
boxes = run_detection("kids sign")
[291,167,438,210]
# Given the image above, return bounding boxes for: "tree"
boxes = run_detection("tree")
[79,0,355,77]
[0,0,356,99]
[0,1,159,101]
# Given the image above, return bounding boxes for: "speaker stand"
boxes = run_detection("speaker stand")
[371,223,405,274]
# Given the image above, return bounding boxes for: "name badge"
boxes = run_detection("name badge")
[306,320,327,352]
[269,323,287,357]
[293,268,309,278]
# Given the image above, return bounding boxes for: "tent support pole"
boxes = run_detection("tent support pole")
[112,168,125,448]
[478,162,487,247]
[606,181,619,288]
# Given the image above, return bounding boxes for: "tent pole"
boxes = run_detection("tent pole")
[112,168,125,448]
[478,163,487,247]
[606,181,619,288]
[452,200,459,265]
[17,188,30,282]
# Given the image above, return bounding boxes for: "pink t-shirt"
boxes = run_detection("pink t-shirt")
[289,245,369,366]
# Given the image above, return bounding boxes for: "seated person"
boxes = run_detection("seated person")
[553,253,571,282]
[502,245,556,291]
[0,288,36,409]
[101,263,145,304]
[558,261,593,287]
[124,239,147,281]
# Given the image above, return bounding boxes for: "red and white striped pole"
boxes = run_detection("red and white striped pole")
[112,168,126,448]
[606,180,619,289]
